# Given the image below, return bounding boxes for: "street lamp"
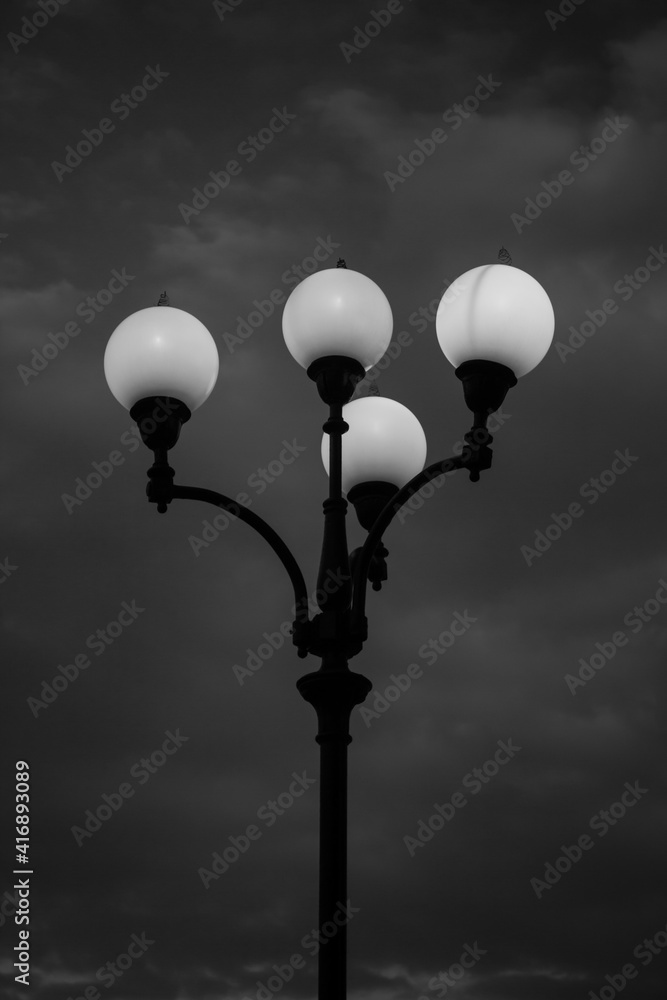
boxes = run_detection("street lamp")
[103,259,554,1000]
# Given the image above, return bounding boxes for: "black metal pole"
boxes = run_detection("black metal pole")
[317,722,349,996]
[297,391,371,998]
[318,729,348,996]
[128,358,514,999]
[298,659,370,999]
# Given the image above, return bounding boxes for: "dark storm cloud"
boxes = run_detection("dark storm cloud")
[2,0,667,998]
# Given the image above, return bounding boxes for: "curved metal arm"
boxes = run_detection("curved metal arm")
[350,455,466,625]
[350,421,495,625]
[165,484,310,624]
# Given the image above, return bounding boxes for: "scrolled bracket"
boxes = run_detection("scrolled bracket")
[146,451,175,513]
[461,426,494,482]
[349,425,498,626]
[292,610,368,662]
[143,477,310,637]
[350,543,388,592]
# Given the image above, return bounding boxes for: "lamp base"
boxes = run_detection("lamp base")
[307,356,366,406]
[129,396,191,452]
[455,360,517,421]
[347,480,398,531]
[347,482,396,592]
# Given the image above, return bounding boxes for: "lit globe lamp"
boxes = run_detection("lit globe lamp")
[321,396,427,528]
[101,258,557,1000]
[104,304,219,452]
[282,265,393,405]
[436,263,555,422]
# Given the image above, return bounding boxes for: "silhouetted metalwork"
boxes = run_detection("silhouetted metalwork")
[129,352,518,1000]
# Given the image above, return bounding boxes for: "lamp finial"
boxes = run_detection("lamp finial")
[497,247,512,266]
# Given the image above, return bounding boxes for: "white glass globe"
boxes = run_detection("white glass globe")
[283,268,393,370]
[104,306,219,411]
[436,264,555,378]
[322,397,427,492]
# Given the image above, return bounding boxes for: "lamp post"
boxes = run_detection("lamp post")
[103,260,554,1000]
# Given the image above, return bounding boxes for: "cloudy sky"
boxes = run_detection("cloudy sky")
[2,0,667,998]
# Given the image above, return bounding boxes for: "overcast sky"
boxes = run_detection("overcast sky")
[2,1,667,998]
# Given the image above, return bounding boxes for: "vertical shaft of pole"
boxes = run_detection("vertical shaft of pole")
[316,402,351,615]
[297,665,371,1000]
[316,701,350,1000]
[297,374,371,997]
[328,400,343,500]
